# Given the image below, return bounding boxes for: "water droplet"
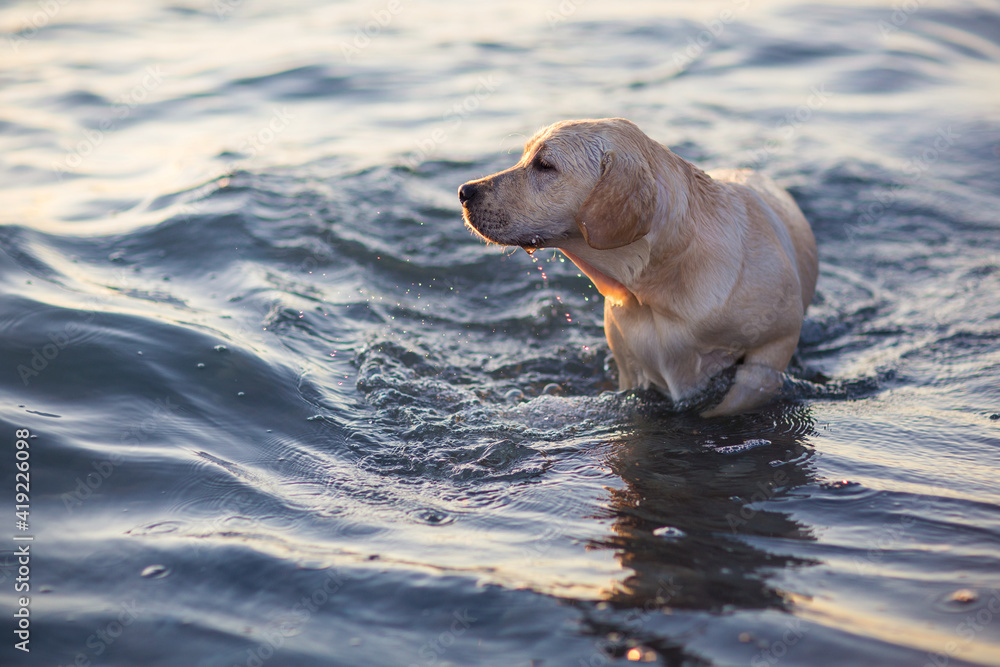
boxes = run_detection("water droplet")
[408,507,454,526]
[214,345,228,352]
[141,564,170,579]
[196,362,205,369]
[129,521,182,536]
[948,588,978,604]
[823,479,861,491]
[713,439,771,454]
[626,647,657,662]
[504,389,525,403]
[653,526,686,539]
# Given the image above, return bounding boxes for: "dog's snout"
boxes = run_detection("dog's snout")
[458,182,478,205]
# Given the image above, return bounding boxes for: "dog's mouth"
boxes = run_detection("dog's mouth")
[520,235,549,255]
[463,209,557,253]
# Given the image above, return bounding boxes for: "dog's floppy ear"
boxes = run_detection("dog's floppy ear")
[575,150,657,250]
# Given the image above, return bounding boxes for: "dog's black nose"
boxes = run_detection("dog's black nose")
[458,182,478,205]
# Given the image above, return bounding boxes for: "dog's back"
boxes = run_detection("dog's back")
[708,168,818,311]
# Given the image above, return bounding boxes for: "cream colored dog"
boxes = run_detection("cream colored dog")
[459,118,818,416]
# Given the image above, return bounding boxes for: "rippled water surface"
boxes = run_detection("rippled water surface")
[2,0,999,665]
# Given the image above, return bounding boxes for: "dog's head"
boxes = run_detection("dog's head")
[459,118,659,251]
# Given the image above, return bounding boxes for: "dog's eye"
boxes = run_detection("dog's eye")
[533,156,556,172]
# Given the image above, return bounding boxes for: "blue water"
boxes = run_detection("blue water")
[1,0,999,665]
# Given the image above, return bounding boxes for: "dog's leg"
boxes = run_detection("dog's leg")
[605,307,639,389]
[699,334,799,417]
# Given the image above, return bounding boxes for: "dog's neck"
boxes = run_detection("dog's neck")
[638,145,744,315]
[558,144,741,314]
[645,145,721,251]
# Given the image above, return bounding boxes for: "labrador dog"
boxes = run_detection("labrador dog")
[458,118,818,416]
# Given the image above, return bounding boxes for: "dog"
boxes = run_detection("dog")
[459,118,817,417]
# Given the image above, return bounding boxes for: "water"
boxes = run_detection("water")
[1,0,999,665]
